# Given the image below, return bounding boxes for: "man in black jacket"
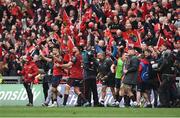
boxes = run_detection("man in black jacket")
[83,49,99,106]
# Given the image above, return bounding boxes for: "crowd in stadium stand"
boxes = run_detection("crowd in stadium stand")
[0,0,180,108]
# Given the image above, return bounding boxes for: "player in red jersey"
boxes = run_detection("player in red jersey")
[61,47,89,106]
[41,45,63,107]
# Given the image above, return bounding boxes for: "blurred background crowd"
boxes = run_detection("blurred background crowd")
[0,0,179,108]
[0,0,179,76]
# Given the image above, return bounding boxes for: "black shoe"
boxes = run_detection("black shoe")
[42,103,48,107]
[157,105,167,108]
[94,103,101,107]
[99,101,105,107]
[26,103,33,107]
[75,104,82,107]
[145,104,152,108]
[59,94,63,98]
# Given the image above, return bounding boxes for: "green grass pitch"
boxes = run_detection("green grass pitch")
[0,107,180,118]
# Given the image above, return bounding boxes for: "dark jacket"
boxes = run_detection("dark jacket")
[82,51,99,79]
[122,55,139,85]
[98,58,113,79]
[159,54,175,75]
[83,60,99,79]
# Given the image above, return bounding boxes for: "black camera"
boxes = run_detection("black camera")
[87,50,95,62]
[85,50,97,71]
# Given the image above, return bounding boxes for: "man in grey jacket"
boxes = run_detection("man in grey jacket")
[120,47,139,106]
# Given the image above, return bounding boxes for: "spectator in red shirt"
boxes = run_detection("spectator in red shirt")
[18,55,39,106]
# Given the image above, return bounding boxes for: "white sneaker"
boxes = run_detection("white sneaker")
[115,101,120,106]
[48,102,57,107]
[131,101,138,107]
[42,103,48,107]
[110,101,117,107]
[119,104,125,108]
[83,102,90,107]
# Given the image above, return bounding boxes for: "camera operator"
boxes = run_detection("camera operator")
[158,50,176,107]
[173,49,180,77]
[82,46,99,106]
[149,51,161,107]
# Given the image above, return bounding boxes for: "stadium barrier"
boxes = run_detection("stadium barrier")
[0,77,180,106]
[0,84,114,106]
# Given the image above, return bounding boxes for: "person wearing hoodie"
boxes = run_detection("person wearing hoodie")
[136,50,152,107]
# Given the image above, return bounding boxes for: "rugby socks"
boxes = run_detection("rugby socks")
[124,96,130,106]
[76,95,82,106]
[119,96,122,103]
[63,94,69,106]
[115,94,119,102]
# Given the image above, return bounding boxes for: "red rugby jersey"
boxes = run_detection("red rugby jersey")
[69,54,83,79]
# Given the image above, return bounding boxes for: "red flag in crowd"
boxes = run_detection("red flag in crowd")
[156,33,172,49]
[156,36,172,48]
[156,36,165,47]
[122,30,141,48]
[63,10,72,26]
[82,8,92,22]
[53,32,70,53]
[80,0,83,11]
[80,8,93,31]
[25,45,36,56]
[53,32,63,44]
[67,36,75,53]
[140,2,148,21]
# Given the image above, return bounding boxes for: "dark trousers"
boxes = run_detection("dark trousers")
[23,82,33,104]
[84,79,99,106]
[43,75,51,100]
[43,82,49,100]
[159,74,176,107]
